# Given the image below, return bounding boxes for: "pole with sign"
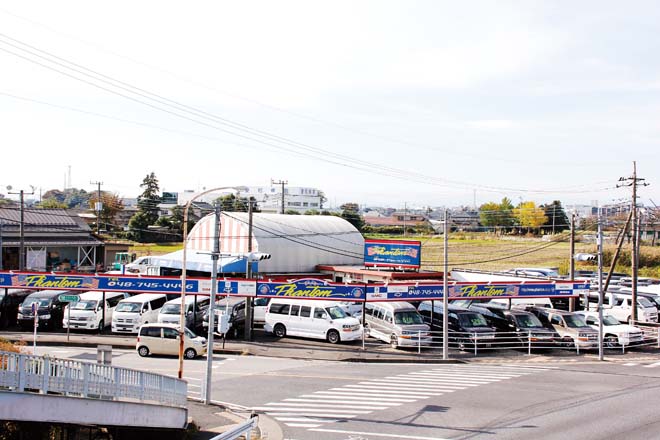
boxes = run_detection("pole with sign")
[58,294,80,342]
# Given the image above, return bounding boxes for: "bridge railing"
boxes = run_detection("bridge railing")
[0,351,187,408]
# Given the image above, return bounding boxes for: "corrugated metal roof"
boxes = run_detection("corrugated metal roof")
[1,238,103,247]
[0,208,92,234]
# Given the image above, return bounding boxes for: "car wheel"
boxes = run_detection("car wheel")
[390,334,399,349]
[184,348,197,359]
[97,320,104,333]
[604,335,618,348]
[274,323,286,338]
[327,329,340,344]
[137,346,149,357]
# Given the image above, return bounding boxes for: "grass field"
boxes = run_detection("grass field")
[127,233,660,277]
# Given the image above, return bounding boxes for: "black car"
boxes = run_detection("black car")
[417,302,497,350]
[469,304,559,348]
[202,298,246,338]
[0,289,34,329]
[17,290,69,331]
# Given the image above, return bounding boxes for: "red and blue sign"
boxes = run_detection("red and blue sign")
[364,239,421,268]
[256,278,365,300]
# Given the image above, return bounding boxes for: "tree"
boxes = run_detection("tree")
[479,202,501,232]
[89,192,124,231]
[318,191,328,209]
[127,211,153,242]
[137,172,160,224]
[284,209,301,215]
[304,209,320,215]
[214,194,260,212]
[340,202,360,213]
[514,201,548,234]
[37,198,68,209]
[341,209,364,231]
[541,200,569,234]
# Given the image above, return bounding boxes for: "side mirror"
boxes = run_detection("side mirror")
[321,313,328,320]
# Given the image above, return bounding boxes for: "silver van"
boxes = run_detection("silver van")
[365,301,432,349]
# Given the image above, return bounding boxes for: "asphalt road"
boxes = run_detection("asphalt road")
[35,346,660,440]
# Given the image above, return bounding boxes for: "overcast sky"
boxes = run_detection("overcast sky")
[0,1,658,209]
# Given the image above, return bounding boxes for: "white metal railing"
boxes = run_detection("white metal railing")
[0,351,187,408]
[361,328,660,356]
[210,415,258,440]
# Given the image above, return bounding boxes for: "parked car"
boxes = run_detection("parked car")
[112,293,168,334]
[157,295,210,330]
[0,289,33,328]
[469,303,558,347]
[584,291,658,324]
[417,302,497,350]
[17,290,69,331]
[63,291,129,332]
[202,298,246,338]
[364,301,432,349]
[265,299,362,344]
[577,311,643,348]
[526,307,598,349]
[136,323,207,358]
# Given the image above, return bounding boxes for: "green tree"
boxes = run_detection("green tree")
[304,209,320,215]
[284,209,301,215]
[479,202,501,232]
[214,194,259,212]
[541,200,569,234]
[341,209,364,231]
[37,198,68,209]
[137,172,160,224]
[127,211,153,242]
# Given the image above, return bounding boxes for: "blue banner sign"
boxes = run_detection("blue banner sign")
[256,278,366,301]
[364,239,421,268]
[0,272,200,294]
[366,282,588,301]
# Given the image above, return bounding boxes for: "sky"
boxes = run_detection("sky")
[0,1,658,210]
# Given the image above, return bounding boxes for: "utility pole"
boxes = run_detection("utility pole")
[245,199,254,341]
[7,185,35,271]
[271,179,287,214]
[597,210,604,361]
[204,203,221,405]
[617,162,648,323]
[91,181,103,234]
[442,209,449,361]
[569,213,575,311]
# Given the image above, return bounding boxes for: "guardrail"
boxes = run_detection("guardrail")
[361,329,660,356]
[0,351,187,408]
[210,415,258,440]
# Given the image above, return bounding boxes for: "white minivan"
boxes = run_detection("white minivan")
[63,291,129,331]
[112,293,168,334]
[158,296,210,330]
[265,299,363,344]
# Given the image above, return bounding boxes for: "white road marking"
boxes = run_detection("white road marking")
[335,386,439,396]
[269,402,388,410]
[624,362,639,366]
[313,390,431,400]
[309,428,451,439]
[300,394,417,403]
[284,398,402,406]
[644,361,660,368]
[253,407,373,414]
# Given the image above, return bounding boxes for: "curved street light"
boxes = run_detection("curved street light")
[178,185,246,379]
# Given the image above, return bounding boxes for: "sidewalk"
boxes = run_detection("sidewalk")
[187,400,282,440]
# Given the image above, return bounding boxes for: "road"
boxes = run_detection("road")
[35,346,660,440]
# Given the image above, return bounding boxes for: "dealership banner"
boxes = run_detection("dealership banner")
[366,282,589,301]
[0,272,201,294]
[364,239,421,268]
[256,278,366,301]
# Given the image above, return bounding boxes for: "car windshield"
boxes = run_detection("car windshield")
[458,313,489,328]
[115,302,141,313]
[23,297,52,308]
[638,297,654,308]
[602,315,620,326]
[325,306,347,319]
[72,300,97,310]
[564,314,590,328]
[516,314,543,328]
[160,304,181,315]
[184,327,196,339]
[394,311,424,325]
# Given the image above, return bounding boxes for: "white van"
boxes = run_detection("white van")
[264,299,363,344]
[112,293,168,334]
[158,296,210,329]
[63,291,129,331]
[585,291,658,324]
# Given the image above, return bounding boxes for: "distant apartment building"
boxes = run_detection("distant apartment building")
[241,185,325,214]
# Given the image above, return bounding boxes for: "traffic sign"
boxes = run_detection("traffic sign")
[59,294,80,303]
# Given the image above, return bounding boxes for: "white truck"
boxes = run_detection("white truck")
[577,310,644,347]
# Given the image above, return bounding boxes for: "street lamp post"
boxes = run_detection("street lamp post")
[178,186,245,380]
[6,185,35,271]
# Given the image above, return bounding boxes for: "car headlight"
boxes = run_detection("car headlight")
[17,313,24,319]
[40,314,51,320]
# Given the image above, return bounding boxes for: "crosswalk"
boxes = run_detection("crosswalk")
[252,364,554,429]
[623,361,660,368]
